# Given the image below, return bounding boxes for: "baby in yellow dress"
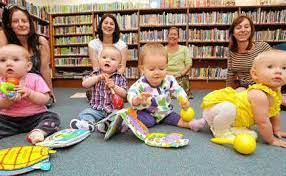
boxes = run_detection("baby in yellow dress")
[195,49,286,148]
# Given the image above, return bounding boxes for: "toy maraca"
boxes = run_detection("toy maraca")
[111,88,124,109]
[211,133,256,155]
[0,78,19,97]
[178,95,195,121]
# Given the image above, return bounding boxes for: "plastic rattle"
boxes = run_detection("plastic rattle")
[178,95,195,121]
[211,133,256,155]
[0,78,19,97]
[111,88,124,109]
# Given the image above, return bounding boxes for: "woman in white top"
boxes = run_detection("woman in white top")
[88,14,128,74]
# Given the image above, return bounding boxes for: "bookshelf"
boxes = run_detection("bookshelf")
[49,5,286,89]
[50,12,94,87]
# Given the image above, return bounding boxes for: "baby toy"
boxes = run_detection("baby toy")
[0,78,19,97]
[106,108,189,148]
[36,129,91,148]
[0,146,55,175]
[111,88,124,109]
[178,95,195,122]
[211,133,256,155]
[104,112,123,140]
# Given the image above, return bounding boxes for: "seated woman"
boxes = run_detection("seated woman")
[166,27,193,99]
[226,15,271,91]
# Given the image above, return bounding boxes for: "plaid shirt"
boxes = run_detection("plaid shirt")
[87,69,127,113]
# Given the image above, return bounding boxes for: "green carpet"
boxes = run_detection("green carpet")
[1,88,285,176]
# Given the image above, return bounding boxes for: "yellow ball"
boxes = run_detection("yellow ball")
[180,107,195,122]
[233,134,256,155]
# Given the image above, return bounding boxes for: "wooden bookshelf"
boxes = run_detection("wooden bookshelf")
[49,5,286,89]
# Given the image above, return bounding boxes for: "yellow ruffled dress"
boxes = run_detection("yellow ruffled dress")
[201,84,282,128]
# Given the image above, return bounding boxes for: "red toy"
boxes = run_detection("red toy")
[111,88,124,109]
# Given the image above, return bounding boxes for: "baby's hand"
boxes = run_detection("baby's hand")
[8,93,21,102]
[181,100,190,110]
[178,96,189,110]
[105,78,115,89]
[14,85,32,98]
[271,138,286,148]
[98,73,106,81]
[274,130,286,138]
[132,92,152,106]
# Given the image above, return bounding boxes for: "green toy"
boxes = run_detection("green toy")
[0,78,19,97]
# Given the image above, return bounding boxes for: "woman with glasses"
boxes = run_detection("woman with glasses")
[0,5,55,107]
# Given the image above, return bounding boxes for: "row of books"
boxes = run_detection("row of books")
[149,0,189,8]
[189,12,238,25]
[54,71,90,79]
[125,67,140,79]
[95,14,138,31]
[55,36,93,45]
[34,23,49,36]
[189,45,228,58]
[53,28,285,47]
[188,0,227,7]
[123,67,228,80]
[53,16,92,25]
[255,29,286,41]
[140,29,187,41]
[241,9,286,24]
[189,67,227,79]
[54,47,88,56]
[47,1,149,13]
[189,29,286,42]
[116,14,138,30]
[187,0,272,7]
[140,13,187,25]
[54,26,93,35]
[53,46,138,61]
[55,57,90,67]
[121,33,138,45]
[8,0,48,20]
[127,49,138,61]
[46,0,278,14]
[189,29,229,42]
[128,29,285,43]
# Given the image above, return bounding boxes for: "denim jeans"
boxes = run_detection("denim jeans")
[79,107,108,122]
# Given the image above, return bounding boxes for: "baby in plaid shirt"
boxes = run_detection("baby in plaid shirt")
[70,46,127,132]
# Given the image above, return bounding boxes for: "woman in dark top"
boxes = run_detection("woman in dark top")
[0,5,55,106]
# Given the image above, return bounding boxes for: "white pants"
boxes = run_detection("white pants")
[202,102,257,138]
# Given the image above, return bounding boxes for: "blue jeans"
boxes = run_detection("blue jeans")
[78,108,108,122]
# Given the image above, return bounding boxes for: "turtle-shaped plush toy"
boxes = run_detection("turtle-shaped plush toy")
[0,146,55,175]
